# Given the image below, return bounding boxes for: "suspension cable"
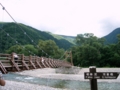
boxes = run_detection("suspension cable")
[0,3,38,54]
[59,51,67,60]
[0,27,35,55]
[0,3,61,58]
[0,5,5,53]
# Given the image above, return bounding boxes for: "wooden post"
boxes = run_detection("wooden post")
[35,56,41,68]
[48,58,53,68]
[22,54,29,70]
[89,66,98,90]
[41,57,47,68]
[11,53,20,71]
[44,57,50,67]
[70,51,73,66]
[51,59,56,68]
[0,61,7,74]
[29,55,36,69]
[65,51,73,66]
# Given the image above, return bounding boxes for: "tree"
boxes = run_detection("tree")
[116,34,120,54]
[72,33,104,67]
[23,44,38,56]
[5,45,23,54]
[37,40,65,58]
[5,44,37,56]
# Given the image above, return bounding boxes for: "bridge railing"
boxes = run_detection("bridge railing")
[0,53,72,74]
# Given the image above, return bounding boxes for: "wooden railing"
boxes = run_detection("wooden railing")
[0,54,72,74]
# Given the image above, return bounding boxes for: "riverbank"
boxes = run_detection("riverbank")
[15,67,120,82]
[0,80,69,90]
[1,67,120,90]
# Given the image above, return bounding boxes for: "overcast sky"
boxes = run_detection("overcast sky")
[0,0,120,37]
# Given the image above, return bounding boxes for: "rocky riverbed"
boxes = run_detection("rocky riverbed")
[0,67,120,90]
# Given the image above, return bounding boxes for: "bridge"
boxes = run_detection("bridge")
[0,53,72,74]
[0,3,72,74]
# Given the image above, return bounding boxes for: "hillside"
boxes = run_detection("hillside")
[103,28,120,44]
[48,32,75,44]
[0,22,74,52]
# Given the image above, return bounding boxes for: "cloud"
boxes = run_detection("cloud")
[1,0,120,38]
[100,18,120,37]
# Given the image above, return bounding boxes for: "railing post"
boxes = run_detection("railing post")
[89,66,98,90]
[11,53,14,61]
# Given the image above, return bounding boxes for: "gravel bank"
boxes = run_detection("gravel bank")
[0,80,68,90]
[1,67,120,90]
[16,68,120,82]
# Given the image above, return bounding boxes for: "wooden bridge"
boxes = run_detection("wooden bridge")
[0,53,72,74]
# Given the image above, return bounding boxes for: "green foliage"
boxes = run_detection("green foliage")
[5,44,38,56]
[104,28,120,44]
[50,33,75,45]
[23,45,38,56]
[5,45,23,54]
[38,40,65,58]
[1,22,120,67]
[0,22,74,53]
[71,33,120,67]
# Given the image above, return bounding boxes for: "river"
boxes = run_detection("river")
[3,73,120,90]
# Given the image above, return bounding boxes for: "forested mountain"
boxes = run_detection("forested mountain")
[71,33,120,67]
[48,32,75,44]
[103,28,120,44]
[1,22,120,67]
[0,22,74,52]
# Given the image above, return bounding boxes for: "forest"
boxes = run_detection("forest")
[3,32,120,67]
[0,22,74,52]
[1,22,120,67]
[71,33,120,67]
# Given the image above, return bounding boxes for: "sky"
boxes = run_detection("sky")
[0,0,120,37]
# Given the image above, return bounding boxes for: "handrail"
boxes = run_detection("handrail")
[0,53,72,74]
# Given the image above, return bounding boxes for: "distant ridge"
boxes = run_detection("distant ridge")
[103,28,120,44]
[48,32,75,44]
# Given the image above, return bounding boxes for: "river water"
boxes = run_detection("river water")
[3,73,120,90]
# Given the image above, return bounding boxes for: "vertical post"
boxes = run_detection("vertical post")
[22,54,24,62]
[22,54,24,69]
[11,53,14,61]
[65,51,73,66]
[70,51,73,66]
[89,66,98,90]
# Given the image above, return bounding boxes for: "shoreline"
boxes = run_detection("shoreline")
[15,67,120,82]
[0,80,68,90]
[1,67,120,90]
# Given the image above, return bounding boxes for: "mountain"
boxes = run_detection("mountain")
[47,32,75,44]
[103,28,120,44]
[59,35,75,44]
[0,22,74,52]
